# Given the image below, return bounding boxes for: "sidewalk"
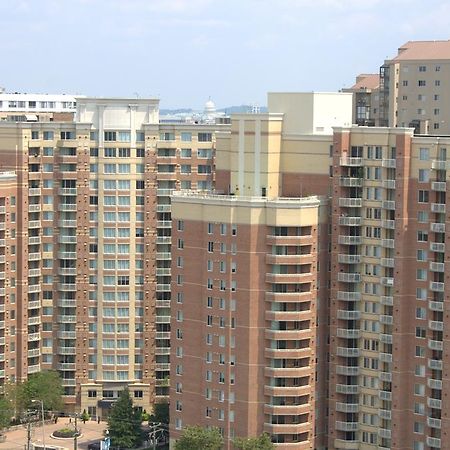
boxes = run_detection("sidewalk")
[0,417,106,450]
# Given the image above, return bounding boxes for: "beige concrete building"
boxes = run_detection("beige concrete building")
[0,97,227,417]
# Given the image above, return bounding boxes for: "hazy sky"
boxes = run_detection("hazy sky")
[1,0,450,109]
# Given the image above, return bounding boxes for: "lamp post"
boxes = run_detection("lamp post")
[31,399,45,449]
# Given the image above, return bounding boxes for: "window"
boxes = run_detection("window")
[418,190,429,203]
[181,132,192,142]
[435,80,441,86]
[180,148,191,158]
[417,231,428,242]
[418,80,426,86]
[198,132,212,142]
[418,169,429,182]
[104,131,117,141]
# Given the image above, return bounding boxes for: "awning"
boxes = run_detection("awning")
[25,114,38,122]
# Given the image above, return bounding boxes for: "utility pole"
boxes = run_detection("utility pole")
[73,414,78,450]
[26,421,31,450]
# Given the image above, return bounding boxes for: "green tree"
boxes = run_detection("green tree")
[174,426,223,450]
[107,388,142,449]
[150,401,169,424]
[0,397,13,432]
[233,433,275,449]
[19,370,63,414]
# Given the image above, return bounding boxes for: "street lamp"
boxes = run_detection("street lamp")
[31,399,45,449]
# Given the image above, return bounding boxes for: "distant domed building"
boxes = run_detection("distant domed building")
[204,98,216,116]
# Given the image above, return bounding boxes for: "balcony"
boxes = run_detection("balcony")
[382,200,396,210]
[156,284,171,292]
[337,291,361,301]
[338,198,362,208]
[336,384,359,394]
[429,301,444,311]
[337,329,360,339]
[58,299,76,307]
[379,390,392,401]
[338,235,362,245]
[58,204,77,212]
[428,359,443,370]
[431,181,446,191]
[27,348,41,358]
[427,436,441,448]
[428,340,443,351]
[28,285,41,293]
[28,204,41,212]
[58,188,77,195]
[427,398,442,409]
[28,332,40,342]
[58,315,77,323]
[28,220,41,228]
[382,179,396,189]
[59,235,77,244]
[58,267,77,276]
[28,316,41,325]
[28,268,41,277]
[155,315,171,323]
[28,188,41,196]
[336,347,360,357]
[428,378,442,390]
[429,320,444,331]
[335,421,358,431]
[430,242,445,253]
[380,315,393,325]
[157,220,172,228]
[28,365,41,374]
[431,203,446,213]
[337,310,360,320]
[58,251,77,259]
[58,283,76,291]
[431,222,445,233]
[156,205,171,213]
[379,409,391,420]
[431,160,446,170]
[380,352,393,363]
[430,262,445,272]
[381,258,394,268]
[58,347,76,355]
[156,252,171,260]
[156,189,174,196]
[333,440,359,450]
[382,239,394,248]
[339,177,362,187]
[381,277,394,287]
[337,273,361,283]
[57,331,76,339]
[427,417,442,429]
[58,363,76,371]
[380,334,393,344]
[381,219,395,229]
[378,429,391,439]
[382,159,396,168]
[430,282,444,292]
[28,300,40,309]
[28,236,41,245]
[338,216,362,226]
[336,366,359,376]
[59,220,77,228]
[156,236,172,245]
[338,254,361,264]
[339,157,362,166]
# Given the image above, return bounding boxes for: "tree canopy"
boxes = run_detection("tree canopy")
[233,433,275,449]
[174,426,223,450]
[107,388,142,449]
[150,401,169,424]
[0,397,13,431]
[18,370,63,414]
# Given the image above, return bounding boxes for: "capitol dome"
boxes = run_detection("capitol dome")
[204,98,216,114]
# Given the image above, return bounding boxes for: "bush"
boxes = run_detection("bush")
[53,428,79,438]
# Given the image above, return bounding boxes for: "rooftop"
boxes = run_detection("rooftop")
[348,74,380,91]
[391,40,450,61]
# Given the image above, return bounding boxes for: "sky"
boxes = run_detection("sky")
[1,0,450,109]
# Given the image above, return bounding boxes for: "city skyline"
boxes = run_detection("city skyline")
[2,0,450,109]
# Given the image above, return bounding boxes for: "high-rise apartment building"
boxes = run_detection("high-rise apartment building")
[169,93,352,449]
[0,97,227,417]
[170,89,450,450]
